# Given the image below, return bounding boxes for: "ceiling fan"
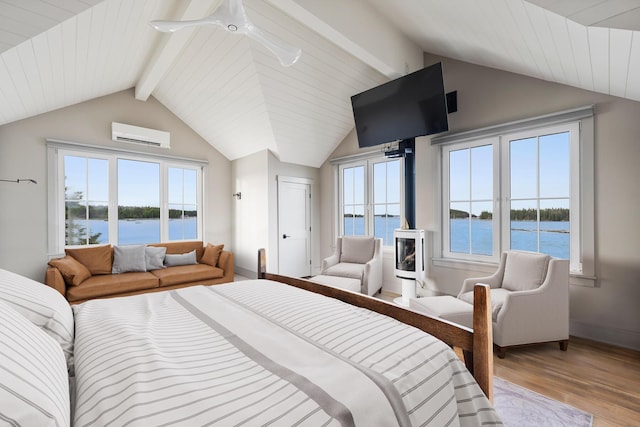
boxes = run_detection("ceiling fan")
[150,0,302,67]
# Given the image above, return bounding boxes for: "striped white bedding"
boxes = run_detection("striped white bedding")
[72,280,502,426]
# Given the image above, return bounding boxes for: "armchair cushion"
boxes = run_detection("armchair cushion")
[502,251,549,291]
[460,287,510,321]
[322,262,365,280]
[340,237,374,264]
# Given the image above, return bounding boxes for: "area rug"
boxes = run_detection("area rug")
[493,377,593,426]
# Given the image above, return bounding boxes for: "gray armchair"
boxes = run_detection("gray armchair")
[458,250,570,358]
[320,236,383,296]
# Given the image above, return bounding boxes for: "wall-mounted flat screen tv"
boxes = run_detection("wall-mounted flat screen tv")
[351,62,448,148]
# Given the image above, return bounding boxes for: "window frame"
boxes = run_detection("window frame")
[500,122,581,272]
[433,106,595,286]
[47,140,206,256]
[334,152,404,248]
[442,137,501,263]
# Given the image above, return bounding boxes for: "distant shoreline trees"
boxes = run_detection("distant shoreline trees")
[450,208,569,221]
[66,204,196,220]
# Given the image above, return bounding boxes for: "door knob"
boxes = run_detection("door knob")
[282,234,291,239]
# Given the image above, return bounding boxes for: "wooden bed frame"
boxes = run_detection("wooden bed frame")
[257,248,494,402]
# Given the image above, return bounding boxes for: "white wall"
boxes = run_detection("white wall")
[231,150,270,277]
[231,150,320,277]
[319,55,640,350]
[0,88,232,281]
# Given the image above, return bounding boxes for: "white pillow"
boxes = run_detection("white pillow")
[0,300,70,427]
[164,249,197,266]
[112,244,147,274]
[0,268,74,374]
[145,246,167,271]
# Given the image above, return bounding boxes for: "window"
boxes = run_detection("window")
[64,155,109,246]
[438,107,593,280]
[117,159,161,245]
[445,141,496,258]
[504,127,574,261]
[341,163,366,236]
[338,156,402,246]
[168,167,199,241]
[48,141,205,253]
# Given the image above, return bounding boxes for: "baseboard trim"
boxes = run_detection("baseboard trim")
[235,266,257,280]
[570,319,640,351]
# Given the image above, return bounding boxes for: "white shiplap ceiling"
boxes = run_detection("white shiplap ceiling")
[1,0,640,167]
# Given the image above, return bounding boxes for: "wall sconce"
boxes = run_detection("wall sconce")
[0,178,37,184]
[232,192,242,200]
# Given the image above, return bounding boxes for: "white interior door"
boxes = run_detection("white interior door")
[278,178,311,277]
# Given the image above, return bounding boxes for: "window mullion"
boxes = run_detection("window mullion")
[366,159,372,236]
[160,164,168,242]
[108,156,118,245]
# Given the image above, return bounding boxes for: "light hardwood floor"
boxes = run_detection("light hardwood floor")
[494,337,640,427]
[378,291,640,425]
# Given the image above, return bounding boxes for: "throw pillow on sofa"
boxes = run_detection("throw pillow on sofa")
[145,246,166,271]
[201,244,224,267]
[112,245,147,274]
[48,256,91,286]
[66,245,113,275]
[164,250,197,267]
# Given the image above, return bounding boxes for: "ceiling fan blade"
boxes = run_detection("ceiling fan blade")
[149,18,214,33]
[149,0,302,66]
[246,25,302,67]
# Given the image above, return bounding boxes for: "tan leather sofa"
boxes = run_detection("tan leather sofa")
[45,241,234,304]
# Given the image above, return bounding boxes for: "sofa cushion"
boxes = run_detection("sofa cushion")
[48,256,91,286]
[502,251,550,292]
[151,264,224,287]
[201,244,224,267]
[112,245,147,274]
[149,241,205,262]
[145,246,166,271]
[322,262,365,280]
[66,272,159,302]
[340,237,374,264]
[164,250,197,267]
[66,245,113,275]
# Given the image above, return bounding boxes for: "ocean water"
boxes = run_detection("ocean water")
[72,217,197,245]
[344,216,569,259]
[77,216,569,259]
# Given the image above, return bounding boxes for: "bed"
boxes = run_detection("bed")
[0,251,501,426]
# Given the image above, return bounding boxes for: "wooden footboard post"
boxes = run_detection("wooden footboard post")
[472,284,493,402]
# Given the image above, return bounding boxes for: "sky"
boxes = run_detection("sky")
[448,131,570,216]
[65,156,197,208]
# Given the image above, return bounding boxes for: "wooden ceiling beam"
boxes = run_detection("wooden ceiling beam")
[135,0,221,101]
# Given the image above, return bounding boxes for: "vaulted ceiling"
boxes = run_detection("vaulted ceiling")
[1,0,639,167]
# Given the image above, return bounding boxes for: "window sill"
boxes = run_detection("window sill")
[432,257,596,287]
[431,257,499,274]
[569,274,596,287]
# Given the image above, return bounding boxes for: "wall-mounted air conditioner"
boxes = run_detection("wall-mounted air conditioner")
[111,122,170,149]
